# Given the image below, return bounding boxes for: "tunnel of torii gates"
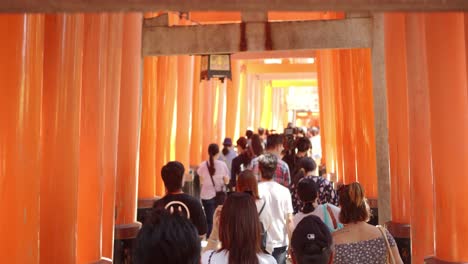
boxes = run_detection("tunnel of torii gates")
[0,1,467,263]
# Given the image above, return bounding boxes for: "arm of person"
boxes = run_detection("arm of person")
[204,206,222,252]
[392,245,404,264]
[222,163,230,185]
[286,213,294,242]
[197,165,204,185]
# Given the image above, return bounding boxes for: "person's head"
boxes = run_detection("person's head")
[338,182,371,224]
[246,129,254,139]
[298,157,317,174]
[258,153,277,180]
[161,161,185,193]
[297,178,319,214]
[296,137,312,153]
[236,137,248,152]
[266,134,284,154]
[291,215,333,264]
[250,134,264,156]
[311,126,319,136]
[258,127,265,136]
[134,209,200,264]
[208,143,220,176]
[236,169,259,199]
[219,192,261,264]
[222,138,233,156]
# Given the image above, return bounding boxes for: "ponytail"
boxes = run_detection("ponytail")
[293,168,306,185]
[207,143,220,177]
[222,146,229,156]
[302,201,315,214]
[208,154,216,177]
[348,182,364,207]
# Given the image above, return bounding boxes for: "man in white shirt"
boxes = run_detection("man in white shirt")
[258,153,294,264]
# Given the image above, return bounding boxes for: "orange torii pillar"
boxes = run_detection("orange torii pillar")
[317,50,339,182]
[201,80,215,161]
[190,56,203,167]
[338,50,357,184]
[331,52,345,184]
[425,13,468,263]
[102,13,124,260]
[384,13,412,263]
[41,14,84,263]
[226,60,242,140]
[138,56,159,212]
[166,57,178,162]
[216,80,227,143]
[238,64,248,136]
[0,14,43,263]
[350,49,378,203]
[176,48,195,190]
[114,13,142,262]
[405,13,435,264]
[77,13,109,264]
[155,56,169,196]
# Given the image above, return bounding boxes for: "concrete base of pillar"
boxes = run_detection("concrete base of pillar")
[368,198,379,226]
[90,257,113,264]
[137,197,160,223]
[425,257,468,264]
[114,222,142,264]
[386,221,411,264]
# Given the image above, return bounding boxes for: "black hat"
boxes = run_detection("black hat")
[291,215,333,264]
[223,137,233,146]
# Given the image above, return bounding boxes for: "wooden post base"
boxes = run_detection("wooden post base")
[113,222,142,264]
[386,221,411,264]
[368,198,379,226]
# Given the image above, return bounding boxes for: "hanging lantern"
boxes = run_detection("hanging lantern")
[200,54,232,83]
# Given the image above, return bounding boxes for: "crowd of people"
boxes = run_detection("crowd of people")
[133,127,403,264]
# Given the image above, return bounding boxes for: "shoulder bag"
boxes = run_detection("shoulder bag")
[377,225,396,264]
[207,162,226,206]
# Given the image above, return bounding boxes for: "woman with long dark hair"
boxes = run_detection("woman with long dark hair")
[201,192,276,264]
[198,143,230,238]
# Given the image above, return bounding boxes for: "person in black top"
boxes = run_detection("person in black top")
[230,137,250,189]
[153,161,207,238]
[282,136,312,178]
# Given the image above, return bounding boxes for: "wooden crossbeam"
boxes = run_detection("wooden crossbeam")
[143,18,372,56]
[1,0,467,13]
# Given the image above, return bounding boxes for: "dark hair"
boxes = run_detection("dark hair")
[296,137,312,152]
[291,215,333,264]
[338,182,371,224]
[298,157,317,173]
[250,134,264,156]
[258,153,277,180]
[161,161,185,192]
[246,130,254,139]
[208,143,219,177]
[236,169,260,199]
[297,177,318,214]
[134,209,200,264]
[222,146,230,156]
[219,192,261,264]
[266,134,283,150]
[236,137,248,150]
[258,127,265,136]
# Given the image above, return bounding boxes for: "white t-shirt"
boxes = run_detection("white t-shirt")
[292,203,341,231]
[198,160,230,200]
[201,250,276,264]
[258,181,294,252]
[256,198,273,251]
